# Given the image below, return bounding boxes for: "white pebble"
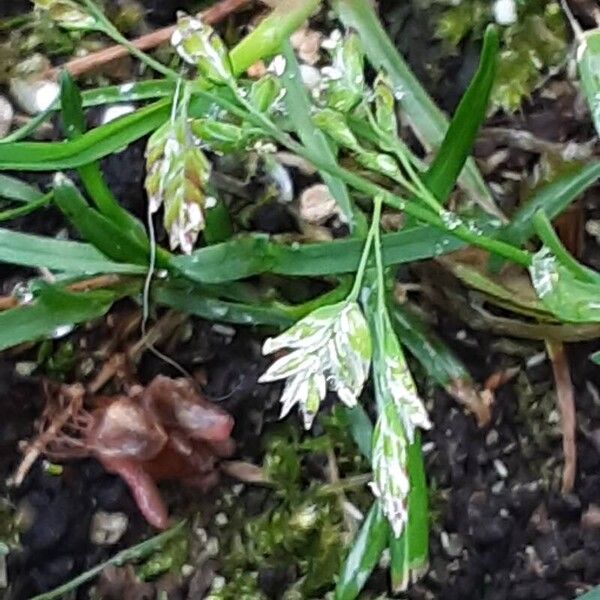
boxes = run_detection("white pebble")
[10,78,59,115]
[493,0,518,25]
[0,95,14,138]
[101,104,135,124]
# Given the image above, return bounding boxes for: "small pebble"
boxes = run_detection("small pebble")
[101,104,135,124]
[299,184,339,225]
[0,95,13,138]
[90,510,129,545]
[10,78,59,115]
[215,512,228,527]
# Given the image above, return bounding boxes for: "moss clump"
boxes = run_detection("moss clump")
[436,0,567,111]
[210,414,371,598]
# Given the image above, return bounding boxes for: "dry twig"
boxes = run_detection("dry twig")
[546,340,577,494]
[45,0,252,79]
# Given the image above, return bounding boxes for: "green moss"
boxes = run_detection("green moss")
[436,0,567,111]
[211,417,371,598]
[137,533,189,581]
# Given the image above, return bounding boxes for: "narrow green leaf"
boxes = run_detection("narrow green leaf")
[0,193,52,221]
[0,228,147,275]
[533,210,600,285]
[153,281,293,327]
[501,161,600,247]
[390,434,428,592]
[335,501,389,600]
[577,29,600,137]
[59,71,149,245]
[228,0,321,75]
[30,521,186,600]
[530,211,600,323]
[1,79,175,144]
[0,285,117,351]
[390,303,470,384]
[423,25,499,205]
[591,350,600,366]
[0,99,170,170]
[0,175,44,203]
[59,70,86,137]
[173,225,469,283]
[489,161,600,272]
[333,0,498,216]
[280,42,364,234]
[53,176,153,267]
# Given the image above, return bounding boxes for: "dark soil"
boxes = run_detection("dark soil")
[1,1,600,600]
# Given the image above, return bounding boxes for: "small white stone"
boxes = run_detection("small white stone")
[10,78,59,115]
[0,95,13,138]
[215,512,228,526]
[493,0,518,25]
[90,511,128,545]
[51,324,74,339]
[101,104,135,124]
[493,459,509,479]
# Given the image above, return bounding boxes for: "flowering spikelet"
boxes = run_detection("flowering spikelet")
[370,402,410,538]
[171,13,232,84]
[144,118,210,254]
[370,311,431,538]
[259,301,372,429]
[34,0,97,29]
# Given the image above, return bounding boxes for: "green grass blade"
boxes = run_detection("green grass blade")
[0,100,170,170]
[229,0,321,75]
[59,71,149,245]
[530,211,600,323]
[0,228,147,274]
[0,175,44,203]
[578,30,600,137]
[333,0,498,216]
[423,25,499,207]
[1,80,175,144]
[280,42,364,234]
[390,303,466,384]
[30,521,186,600]
[501,161,600,247]
[335,501,390,600]
[390,434,428,592]
[0,285,117,351]
[173,225,469,283]
[0,193,53,221]
[53,176,153,267]
[154,281,294,327]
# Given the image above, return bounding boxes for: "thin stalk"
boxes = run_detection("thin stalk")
[533,210,600,284]
[348,196,384,301]
[81,0,179,80]
[1,110,53,144]
[191,85,532,267]
[30,521,186,600]
[0,192,52,221]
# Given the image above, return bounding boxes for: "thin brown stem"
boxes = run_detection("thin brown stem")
[45,0,252,80]
[546,340,577,494]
